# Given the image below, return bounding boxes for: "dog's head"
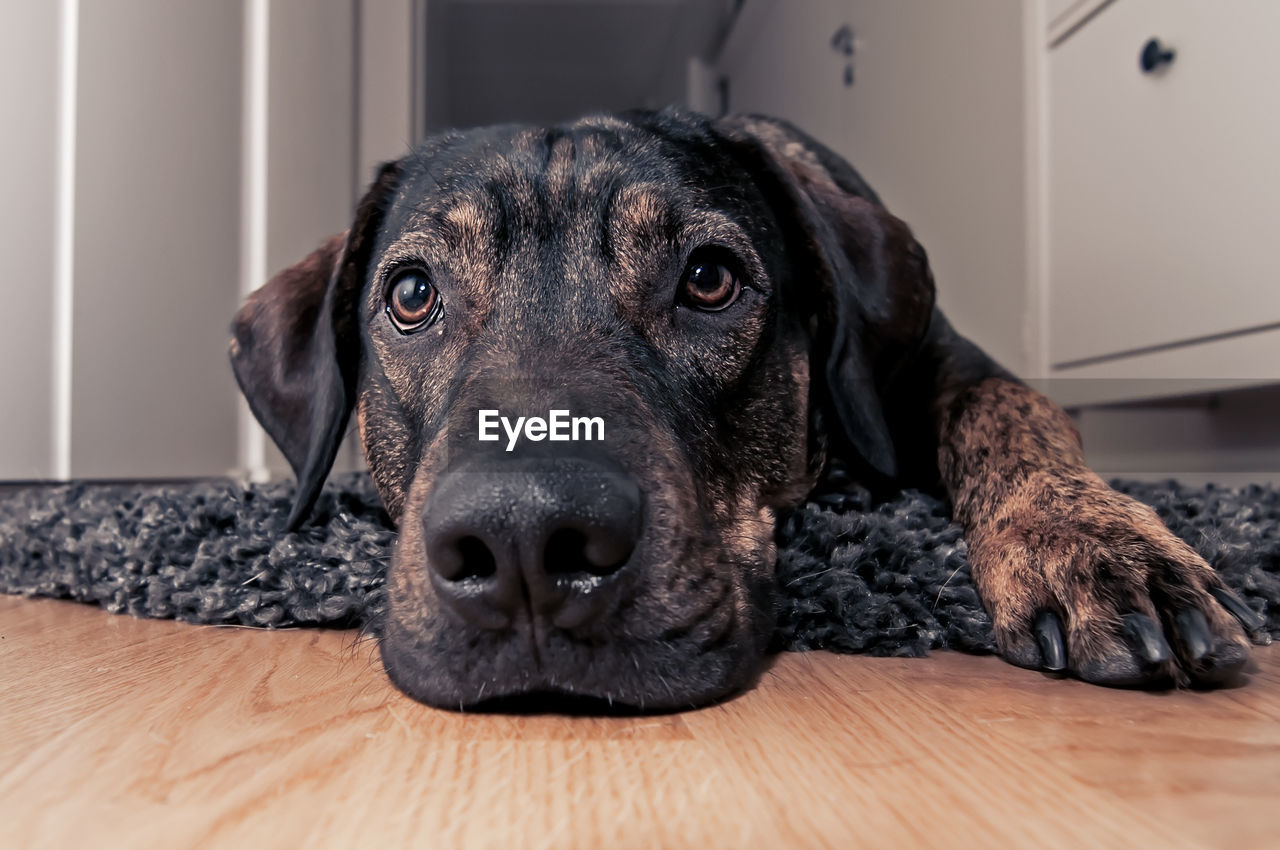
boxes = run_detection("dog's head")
[230,110,934,709]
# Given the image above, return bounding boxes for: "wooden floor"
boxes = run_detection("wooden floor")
[1,596,1277,850]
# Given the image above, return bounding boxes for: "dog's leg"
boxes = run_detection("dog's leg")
[918,313,1266,686]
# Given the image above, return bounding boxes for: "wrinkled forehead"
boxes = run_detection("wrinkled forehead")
[374,116,773,274]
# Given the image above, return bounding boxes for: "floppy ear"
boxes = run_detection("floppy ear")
[230,161,401,529]
[716,116,936,480]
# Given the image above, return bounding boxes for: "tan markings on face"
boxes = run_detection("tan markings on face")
[373,231,448,281]
[356,381,419,522]
[364,274,470,430]
[509,130,538,155]
[579,158,626,195]
[738,117,827,178]
[570,114,634,135]
[388,499,427,608]
[707,481,777,558]
[544,132,577,198]
[745,505,778,573]
[791,353,810,414]
[770,352,822,508]
[717,502,778,633]
[609,183,669,247]
[441,201,489,248]
[577,130,612,159]
[605,184,766,309]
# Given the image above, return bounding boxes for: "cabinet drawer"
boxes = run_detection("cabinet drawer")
[1047,0,1280,366]
[1047,0,1108,45]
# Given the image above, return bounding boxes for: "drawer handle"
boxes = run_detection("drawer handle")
[1140,38,1176,73]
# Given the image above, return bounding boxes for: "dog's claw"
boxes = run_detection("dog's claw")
[1033,611,1067,671]
[1121,613,1172,664]
[1173,609,1213,661]
[1209,586,1265,632]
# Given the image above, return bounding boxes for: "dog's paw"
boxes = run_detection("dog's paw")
[967,476,1268,688]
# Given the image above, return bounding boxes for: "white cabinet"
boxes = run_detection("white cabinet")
[718,0,1280,403]
[719,0,1032,376]
[1047,0,1280,367]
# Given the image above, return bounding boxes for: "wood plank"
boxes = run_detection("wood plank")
[1,596,1276,849]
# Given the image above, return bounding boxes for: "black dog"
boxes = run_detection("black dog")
[231,109,1263,709]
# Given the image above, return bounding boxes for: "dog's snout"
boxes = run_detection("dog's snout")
[423,458,642,631]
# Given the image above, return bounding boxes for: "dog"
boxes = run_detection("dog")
[230,109,1264,709]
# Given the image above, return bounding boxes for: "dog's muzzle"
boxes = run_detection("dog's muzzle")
[422,455,643,632]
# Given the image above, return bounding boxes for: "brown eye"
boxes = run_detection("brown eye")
[385,269,442,333]
[679,251,741,312]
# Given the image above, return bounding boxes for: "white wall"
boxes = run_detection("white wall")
[0,0,403,482]
[359,0,418,176]
[423,0,728,132]
[265,0,357,279]
[69,0,244,479]
[0,2,60,479]
[841,1,1030,378]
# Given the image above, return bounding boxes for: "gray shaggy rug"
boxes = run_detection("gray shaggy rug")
[1,474,1276,654]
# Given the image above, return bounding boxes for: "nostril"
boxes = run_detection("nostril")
[545,527,632,578]
[445,535,497,581]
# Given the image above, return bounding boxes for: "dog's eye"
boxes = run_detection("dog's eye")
[678,251,741,312]
[385,269,442,333]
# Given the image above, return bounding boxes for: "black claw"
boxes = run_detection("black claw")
[1033,611,1067,672]
[1173,609,1213,661]
[1188,640,1251,687]
[1121,613,1172,664]
[1209,586,1266,632]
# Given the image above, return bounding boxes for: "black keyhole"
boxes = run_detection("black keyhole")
[1140,38,1175,73]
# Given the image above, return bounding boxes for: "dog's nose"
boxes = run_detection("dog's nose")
[422,458,642,630]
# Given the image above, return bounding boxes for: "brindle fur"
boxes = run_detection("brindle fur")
[231,109,1258,709]
[937,378,1250,685]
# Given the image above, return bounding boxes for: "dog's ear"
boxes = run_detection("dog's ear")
[230,161,401,528]
[716,116,936,480]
